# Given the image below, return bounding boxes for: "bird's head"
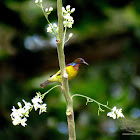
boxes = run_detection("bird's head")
[73,58,88,66]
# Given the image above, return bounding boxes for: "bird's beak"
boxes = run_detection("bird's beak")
[83,61,89,66]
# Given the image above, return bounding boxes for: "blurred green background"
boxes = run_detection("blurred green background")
[0,0,140,139]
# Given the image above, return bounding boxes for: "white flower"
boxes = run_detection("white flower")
[22,99,32,110]
[11,107,24,118]
[71,8,75,13]
[63,17,74,28]
[107,106,125,119]
[52,23,57,28]
[47,25,52,33]
[45,8,48,12]
[69,33,73,38]
[20,117,27,127]
[49,7,53,12]
[63,13,71,20]
[66,5,71,10]
[22,100,32,117]
[116,108,125,119]
[32,94,43,111]
[67,20,74,28]
[32,93,43,104]
[11,92,48,127]
[12,115,22,126]
[11,105,28,127]
[62,7,67,13]
[107,111,116,119]
[32,97,42,104]
[112,106,117,112]
[47,23,58,34]
[31,92,47,114]
[39,103,47,114]
[17,102,22,108]
[34,102,41,111]
[35,0,43,4]
[12,116,27,127]
[45,7,53,15]
[62,5,75,28]
[35,0,39,3]
[11,106,20,120]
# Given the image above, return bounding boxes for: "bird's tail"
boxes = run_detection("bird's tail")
[40,80,52,88]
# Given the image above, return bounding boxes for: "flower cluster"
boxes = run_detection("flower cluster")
[31,92,47,114]
[107,106,125,119]
[35,0,43,6]
[35,1,75,39]
[10,100,32,127]
[35,0,42,4]
[47,23,58,34]
[62,5,75,28]
[46,5,75,34]
[45,7,53,15]
[10,92,47,127]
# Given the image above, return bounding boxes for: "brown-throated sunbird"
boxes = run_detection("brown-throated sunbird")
[40,58,88,88]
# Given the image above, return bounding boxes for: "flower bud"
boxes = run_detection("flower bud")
[49,7,53,12]
[71,8,75,13]
[45,8,48,12]
[66,5,70,10]
[69,33,73,38]
[17,102,22,108]
[35,0,39,3]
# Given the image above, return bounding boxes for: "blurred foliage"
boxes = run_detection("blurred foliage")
[0,0,140,140]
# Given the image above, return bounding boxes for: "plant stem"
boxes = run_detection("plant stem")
[40,4,57,38]
[72,94,112,110]
[62,26,67,49]
[56,0,76,140]
[42,85,61,98]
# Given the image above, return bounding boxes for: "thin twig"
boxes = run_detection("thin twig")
[72,94,111,110]
[42,85,61,98]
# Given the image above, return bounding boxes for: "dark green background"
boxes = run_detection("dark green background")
[0,0,140,139]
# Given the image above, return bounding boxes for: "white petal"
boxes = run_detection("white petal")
[66,5,70,10]
[71,8,75,13]
[49,7,53,12]
[20,118,27,127]
[112,106,117,111]
[62,7,66,13]
[35,0,38,3]
[17,102,22,108]
[39,103,47,114]
[69,33,73,38]
[45,8,48,12]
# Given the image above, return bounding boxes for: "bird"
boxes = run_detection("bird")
[40,58,88,88]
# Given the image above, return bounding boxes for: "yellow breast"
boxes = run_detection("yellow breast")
[48,65,78,82]
[66,65,78,80]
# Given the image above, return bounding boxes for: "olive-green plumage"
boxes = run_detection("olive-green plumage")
[40,58,88,88]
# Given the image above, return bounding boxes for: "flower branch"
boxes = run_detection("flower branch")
[10,85,60,127]
[35,0,58,37]
[72,94,125,119]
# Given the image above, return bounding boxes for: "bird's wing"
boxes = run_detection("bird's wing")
[55,70,61,76]
[48,70,62,82]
